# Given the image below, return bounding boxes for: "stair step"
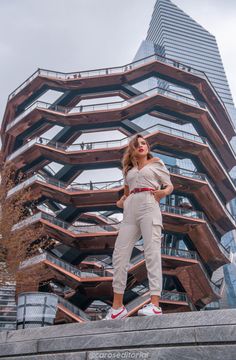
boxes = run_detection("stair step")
[0,309,235,358]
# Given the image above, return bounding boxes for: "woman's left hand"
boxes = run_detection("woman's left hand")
[151,189,164,203]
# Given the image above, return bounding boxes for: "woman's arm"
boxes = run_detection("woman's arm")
[123,184,130,197]
[152,184,174,202]
[151,158,174,202]
[161,184,174,196]
[116,185,130,208]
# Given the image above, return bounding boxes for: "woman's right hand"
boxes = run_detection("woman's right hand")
[116,195,127,208]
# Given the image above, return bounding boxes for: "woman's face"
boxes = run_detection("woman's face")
[133,137,149,159]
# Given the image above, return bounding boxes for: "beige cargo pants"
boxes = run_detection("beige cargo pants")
[112,191,163,296]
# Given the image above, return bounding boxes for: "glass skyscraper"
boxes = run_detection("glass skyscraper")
[147,0,235,121]
[134,0,236,308]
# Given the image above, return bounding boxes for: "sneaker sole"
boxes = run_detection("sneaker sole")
[137,313,162,316]
[103,312,128,320]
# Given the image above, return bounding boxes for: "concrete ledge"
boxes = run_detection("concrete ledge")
[0,309,236,359]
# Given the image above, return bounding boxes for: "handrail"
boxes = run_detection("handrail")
[131,285,197,310]
[204,174,235,224]
[14,205,206,235]
[8,53,209,101]
[197,259,222,294]
[13,205,230,258]
[205,222,230,259]
[6,85,206,131]
[7,109,235,195]
[20,246,220,296]
[166,165,206,181]
[7,51,234,134]
[160,204,205,220]
[130,246,198,264]
[20,252,113,278]
[57,296,91,321]
[84,255,112,267]
[42,212,120,233]
[7,164,207,197]
[161,290,189,302]
[86,246,199,269]
[130,247,221,295]
[133,286,189,303]
[7,165,206,197]
[61,289,196,319]
[7,51,229,119]
[7,165,235,235]
[6,120,207,161]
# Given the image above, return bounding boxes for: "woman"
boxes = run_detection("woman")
[104,134,174,320]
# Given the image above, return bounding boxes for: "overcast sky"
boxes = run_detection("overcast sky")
[0,0,236,121]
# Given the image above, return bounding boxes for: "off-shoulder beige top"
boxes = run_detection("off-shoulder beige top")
[124,159,172,192]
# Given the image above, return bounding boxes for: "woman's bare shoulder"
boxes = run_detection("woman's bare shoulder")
[150,157,163,163]
[150,157,165,167]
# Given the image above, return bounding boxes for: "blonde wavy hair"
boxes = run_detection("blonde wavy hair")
[122,134,153,176]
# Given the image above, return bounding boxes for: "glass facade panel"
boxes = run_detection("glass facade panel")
[134,0,236,309]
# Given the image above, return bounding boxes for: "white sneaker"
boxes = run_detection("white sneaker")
[103,305,128,320]
[138,303,162,316]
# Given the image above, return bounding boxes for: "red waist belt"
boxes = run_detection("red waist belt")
[130,187,155,194]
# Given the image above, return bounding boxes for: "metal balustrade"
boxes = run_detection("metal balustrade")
[60,289,195,320]
[161,290,188,302]
[85,246,199,270]
[13,202,207,235]
[161,246,198,260]
[46,253,113,278]
[129,248,221,295]
[8,53,209,101]
[84,256,112,268]
[160,205,231,263]
[12,199,230,263]
[140,123,207,144]
[8,176,232,263]
[6,118,236,211]
[204,175,235,224]
[7,174,43,196]
[7,167,207,198]
[197,262,223,295]
[167,166,234,225]
[57,296,91,321]
[96,213,120,225]
[7,120,207,161]
[160,204,205,220]
[133,286,191,304]
[205,223,231,260]
[20,252,113,278]
[166,165,206,181]
[7,164,208,198]
[125,292,150,312]
[6,85,206,132]
[12,212,43,230]
[129,246,199,266]
[7,51,234,146]
[20,247,220,295]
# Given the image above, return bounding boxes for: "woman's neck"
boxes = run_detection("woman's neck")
[136,157,149,167]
